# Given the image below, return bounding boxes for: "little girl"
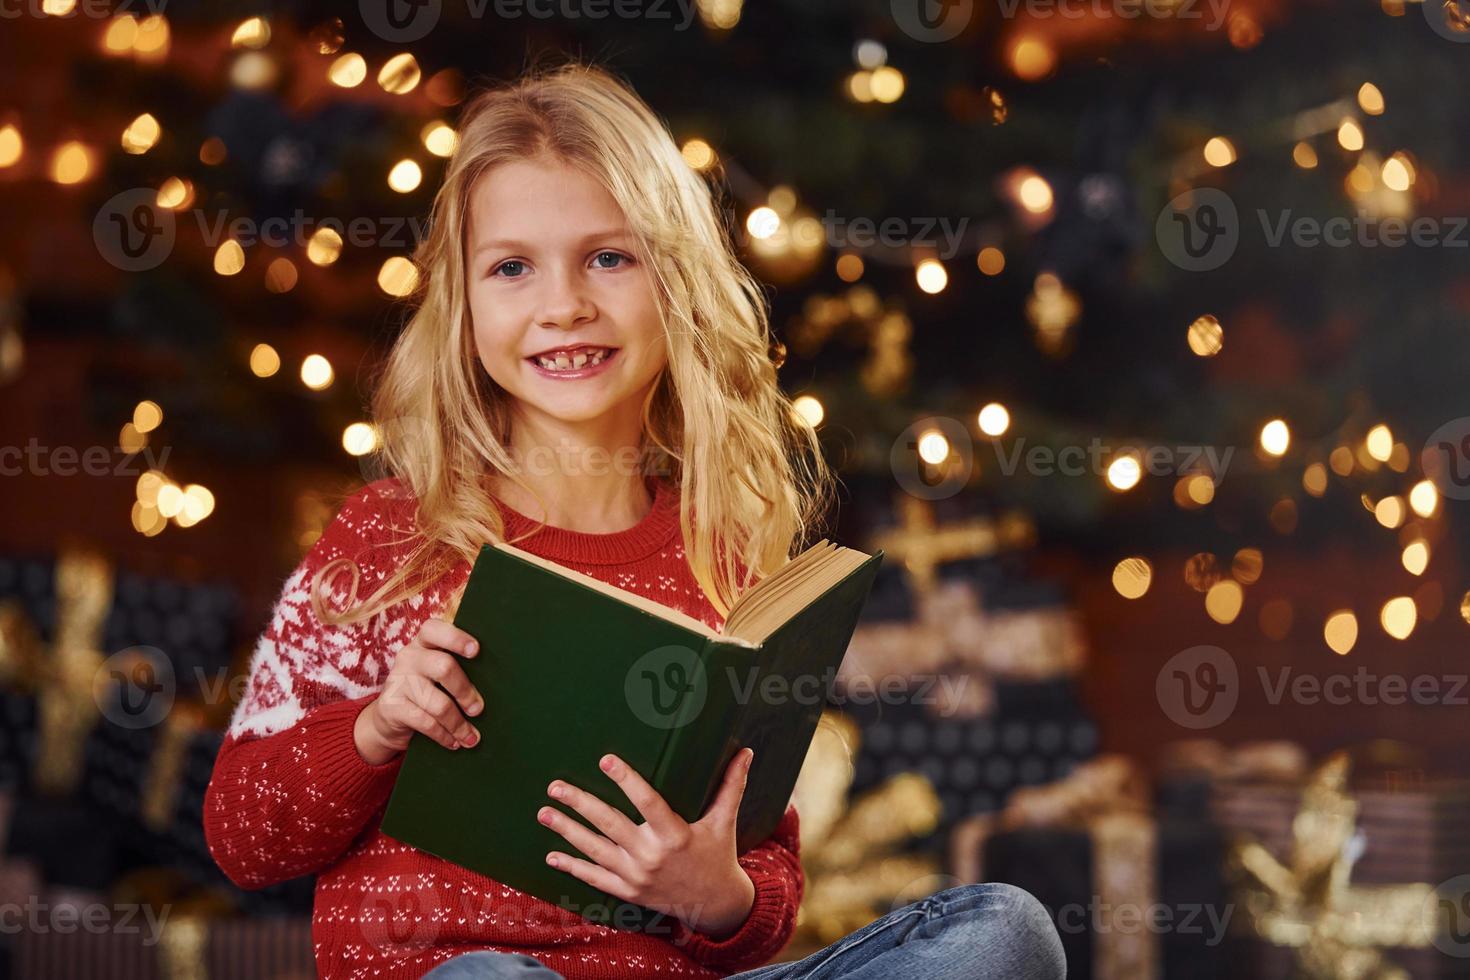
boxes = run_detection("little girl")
[203,63,1064,980]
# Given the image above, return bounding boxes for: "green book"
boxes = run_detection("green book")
[379,537,884,933]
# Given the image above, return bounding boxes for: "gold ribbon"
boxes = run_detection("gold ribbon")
[142,703,205,832]
[35,548,112,796]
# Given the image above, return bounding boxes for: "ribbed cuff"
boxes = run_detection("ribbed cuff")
[300,692,404,806]
[672,864,794,971]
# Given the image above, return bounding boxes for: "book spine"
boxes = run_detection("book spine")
[649,637,752,824]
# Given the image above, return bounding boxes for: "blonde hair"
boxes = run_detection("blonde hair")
[313,61,834,626]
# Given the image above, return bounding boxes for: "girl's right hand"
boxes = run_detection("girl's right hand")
[354,618,485,766]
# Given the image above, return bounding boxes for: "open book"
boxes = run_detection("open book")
[379,537,884,931]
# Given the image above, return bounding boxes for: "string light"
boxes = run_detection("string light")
[156,177,194,209]
[213,240,245,276]
[0,125,20,168]
[976,247,1005,276]
[1324,610,1358,654]
[133,400,163,433]
[1380,596,1416,640]
[49,142,93,184]
[1203,137,1237,167]
[388,159,422,193]
[1106,453,1141,492]
[1409,479,1438,518]
[422,122,457,158]
[746,207,780,240]
[300,354,334,391]
[1009,37,1055,80]
[329,53,367,88]
[249,343,280,377]
[1337,118,1365,152]
[1112,558,1152,599]
[1186,315,1223,356]
[916,429,950,465]
[1259,419,1290,457]
[379,53,422,93]
[977,403,1009,437]
[121,114,161,154]
[377,256,418,297]
[792,394,824,428]
[230,16,270,49]
[307,227,343,266]
[1357,82,1385,115]
[681,138,716,171]
[342,423,378,456]
[915,259,947,294]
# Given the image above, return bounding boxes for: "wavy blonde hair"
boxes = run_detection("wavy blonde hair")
[313,61,834,626]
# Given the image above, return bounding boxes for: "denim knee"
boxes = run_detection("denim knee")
[421,951,565,979]
[930,882,1066,980]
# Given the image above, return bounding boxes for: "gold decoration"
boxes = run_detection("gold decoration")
[841,495,1074,716]
[143,704,205,832]
[157,913,208,980]
[1227,751,1439,979]
[0,600,44,687]
[35,548,112,796]
[784,712,945,952]
[784,287,914,397]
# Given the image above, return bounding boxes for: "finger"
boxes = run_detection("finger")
[422,650,484,717]
[545,851,634,901]
[404,703,464,751]
[410,682,481,746]
[419,618,479,658]
[701,747,754,827]
[598,754,683,837]
[548,779,641,850]
[537,805,630,875]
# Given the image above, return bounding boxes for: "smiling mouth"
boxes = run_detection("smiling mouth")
[525,345,620,373]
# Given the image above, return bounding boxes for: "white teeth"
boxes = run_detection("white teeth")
[534,347,612,371]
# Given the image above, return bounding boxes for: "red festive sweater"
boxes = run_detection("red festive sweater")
[203,475,804,980]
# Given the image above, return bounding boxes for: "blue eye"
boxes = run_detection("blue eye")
[492,260,526,278]
[593,251,629,269]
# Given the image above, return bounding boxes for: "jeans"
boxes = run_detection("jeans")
[421,883,1066,980]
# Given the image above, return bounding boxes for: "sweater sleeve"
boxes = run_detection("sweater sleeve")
[670,804,804,973]
[203,481,419,890]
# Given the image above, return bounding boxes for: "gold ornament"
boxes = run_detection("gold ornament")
[781,712,945,955]
[1227,751,1440,980]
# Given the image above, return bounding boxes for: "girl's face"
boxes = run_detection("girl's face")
[465,154,667,442]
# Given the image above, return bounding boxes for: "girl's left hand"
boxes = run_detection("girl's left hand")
[537,747,758,939]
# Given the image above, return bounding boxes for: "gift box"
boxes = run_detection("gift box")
[951,755,1238,980]
[1166,743,1470,979]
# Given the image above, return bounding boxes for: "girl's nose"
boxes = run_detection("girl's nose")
[534,268,597,329]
